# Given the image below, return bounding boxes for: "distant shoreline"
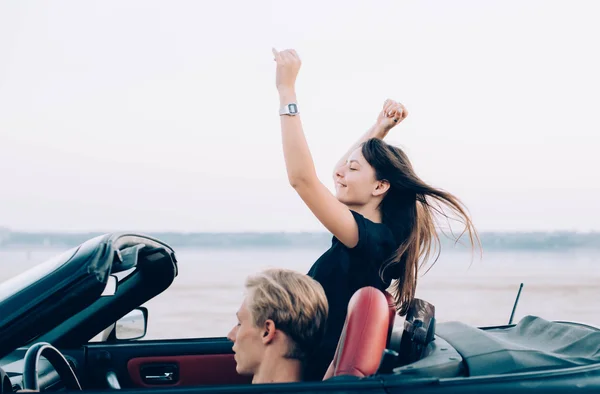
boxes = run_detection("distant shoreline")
[1,230,599,251]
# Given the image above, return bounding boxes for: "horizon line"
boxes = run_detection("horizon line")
[1,228,600,235]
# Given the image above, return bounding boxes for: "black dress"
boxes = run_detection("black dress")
[305,210,397,380]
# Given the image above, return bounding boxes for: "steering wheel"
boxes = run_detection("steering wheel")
[22,342,82,391]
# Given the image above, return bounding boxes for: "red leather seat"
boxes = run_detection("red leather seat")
[323,287,393,379]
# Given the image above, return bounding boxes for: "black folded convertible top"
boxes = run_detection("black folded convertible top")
[0,233,177,359]
[436,315,600,376]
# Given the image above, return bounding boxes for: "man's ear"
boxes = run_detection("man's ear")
[373,179,390,197]
[262,319,276,344]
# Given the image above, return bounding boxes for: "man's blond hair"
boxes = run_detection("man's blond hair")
[245,268,328,360]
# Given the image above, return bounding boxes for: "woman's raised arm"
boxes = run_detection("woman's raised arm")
[332,99,408,181]
[272,48,360,248]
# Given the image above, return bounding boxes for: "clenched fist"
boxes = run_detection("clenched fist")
[272,48,301,92]
[376,99,408,131]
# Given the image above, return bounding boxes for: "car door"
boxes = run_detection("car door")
[82,335,250,389]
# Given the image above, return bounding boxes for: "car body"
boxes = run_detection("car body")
[0,233,599,394]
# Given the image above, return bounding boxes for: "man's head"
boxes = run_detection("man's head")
[227,269,328,377]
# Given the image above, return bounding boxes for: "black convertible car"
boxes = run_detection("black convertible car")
[0,233,599,394]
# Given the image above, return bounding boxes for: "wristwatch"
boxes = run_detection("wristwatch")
[279,103,299,116]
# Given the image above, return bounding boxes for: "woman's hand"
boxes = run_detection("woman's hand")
[376,99,408,131]
[272,48,301,93]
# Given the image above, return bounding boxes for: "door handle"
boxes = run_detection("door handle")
[140,363,179,385]
[144,371,174,382]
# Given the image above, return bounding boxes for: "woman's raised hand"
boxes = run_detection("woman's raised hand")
[376,99,408,131]
[272,48,301,93]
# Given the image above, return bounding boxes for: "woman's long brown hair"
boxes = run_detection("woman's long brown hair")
[362,138,481,316]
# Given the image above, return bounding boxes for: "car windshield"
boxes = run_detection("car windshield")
[0,246,78,304]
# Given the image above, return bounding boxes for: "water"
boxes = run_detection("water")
[1,246,599,340]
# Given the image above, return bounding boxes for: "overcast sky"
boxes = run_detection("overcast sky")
[1,0,599,233]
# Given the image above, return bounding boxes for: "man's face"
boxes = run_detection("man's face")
[227,296,266,376]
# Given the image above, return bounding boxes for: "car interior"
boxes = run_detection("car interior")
[0,234,599,393]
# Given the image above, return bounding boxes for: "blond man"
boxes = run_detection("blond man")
[227,268,328,383]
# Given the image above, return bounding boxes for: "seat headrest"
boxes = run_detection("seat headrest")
[323,287,391,379]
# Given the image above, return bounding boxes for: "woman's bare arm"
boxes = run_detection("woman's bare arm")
[332,99,408,181]
[273,48,360,248]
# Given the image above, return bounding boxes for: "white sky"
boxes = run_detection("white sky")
[0,0,599,233]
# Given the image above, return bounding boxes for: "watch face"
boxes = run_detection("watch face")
[288,104,298,114]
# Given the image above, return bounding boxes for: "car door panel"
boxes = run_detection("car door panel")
[127,354,248,387]
[84,337,251,389]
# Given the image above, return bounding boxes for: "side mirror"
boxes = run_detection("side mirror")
[101,275,118,297]
[115,307,148,340]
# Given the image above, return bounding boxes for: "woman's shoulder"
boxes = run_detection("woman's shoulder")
[349,210,396,252]
[350,209,393,234]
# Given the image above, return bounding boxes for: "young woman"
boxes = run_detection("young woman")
[272,48,480,380]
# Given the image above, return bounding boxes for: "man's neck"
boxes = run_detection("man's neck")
[252,357,303,384]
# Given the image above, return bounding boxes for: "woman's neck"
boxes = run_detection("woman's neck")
[347,203,382,224]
